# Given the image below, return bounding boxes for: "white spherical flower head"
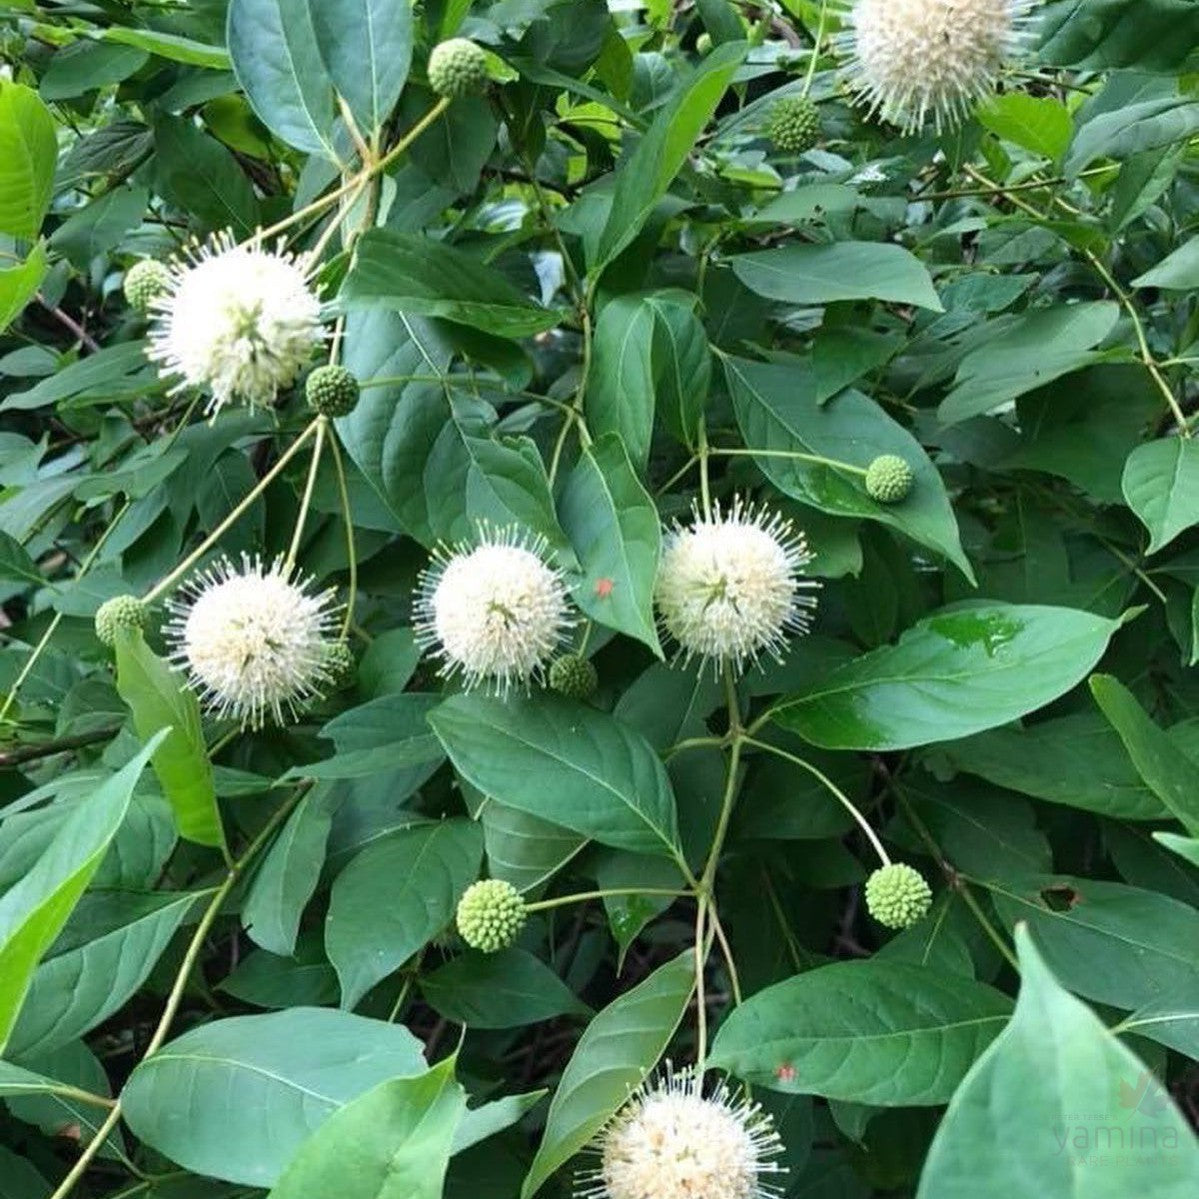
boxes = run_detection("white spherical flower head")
[579,1069,785,1199]
[416,527,572,693]
[167,556,337,729]
[148,232,323,414]
[655,499,818,673]
[840,0,1036,134]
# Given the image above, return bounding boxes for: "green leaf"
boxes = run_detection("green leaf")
[977,93,1073,161]
[6,891,196,1058]
[115,630,226,852]
[940,712,1170,821]
[307,0,412,139]
[984,875,1199,1012]
[420,948,590,1029]
[916,926,1199,1198]
[731,242,943,312]
[0,529,41,586]
[0,737,161,1053]
[1121,437,1199,555]
[121,1008,429,1187]
[341,230,559,339]
[0,80,56,239]
[1131,234,1199,288]
[1066,96,1199,176]
[772,604,1125,752]
[243,785,337,957]
[559,434,662,654]
[39,42,147,100]
[0,243,47,334]
[267,1060,464,1199]
[594,42,745,270]
[226,0,337,158]
[476,798,588,893]
[429,694,681,856]
[583,295,656,470]
[723,355,972,580]
[49,187,147,269]
[938,303,1120,424]
[521,950,695,1198]
[307,693,445,781]
[99,27,231,69]
[152,113,259,237]
[1038,0,1199,72]
[1155,832,1199,869]
[710,961,1013,1105]
[326,820,483,1009]
[1089,674,1199,835]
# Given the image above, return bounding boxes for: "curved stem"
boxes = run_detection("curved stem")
[743,736,892,867]
[45,787,307,1199]
[802,0,829,96]
[548,296,594,485]
[143,419,320,604]
[284,417,327,570]
[326,431,358,639]
[713,446,868,476]
[257,99,451,245]
[524,887,691,913]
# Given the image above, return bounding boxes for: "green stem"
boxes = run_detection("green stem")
[743,736,892,867]
[284,417,327,570]
[713,446,868,475]
[45,788,307,1199]
[802,0,829,96]
[956,880,1020,972]
[524,887,691,913]
[257,99,451,245]
[327,431,359,640]
[143,419,320,604]
[548,294,594,485]
[698,419,713,518]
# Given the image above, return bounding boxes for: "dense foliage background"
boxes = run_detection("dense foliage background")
[3,1,1199,1196]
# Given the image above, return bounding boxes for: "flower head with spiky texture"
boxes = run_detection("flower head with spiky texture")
[415,525,573,694]
[839,0,1036,134]
[147,232,324,414]
[578,1067,785,1199]
[654,498,818,674]
[166,556,338,729]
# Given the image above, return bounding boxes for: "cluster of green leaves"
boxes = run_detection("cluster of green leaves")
[2,1,1199,1197]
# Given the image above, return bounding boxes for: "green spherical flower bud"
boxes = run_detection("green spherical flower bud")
[548,653,598,700]
[456,879,526,953]
[865,454,915,505]
[305,365,360,417]
[865,863,932,929]
[428,38,489,99]
[124,260,172,313]
[323,640,356,690]
[95,594,149,648]
[696,32,713,55]
[767,95,822,154]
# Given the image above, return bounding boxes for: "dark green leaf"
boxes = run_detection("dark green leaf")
[521,951,695,1198]
[772,604,1124,751]
[711,961,1013,1105]
[430,694,681,856]
[326,820,483,1008]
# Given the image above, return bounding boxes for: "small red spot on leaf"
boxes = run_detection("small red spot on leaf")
[594,577,614,599]
[775,1063,797,1083]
